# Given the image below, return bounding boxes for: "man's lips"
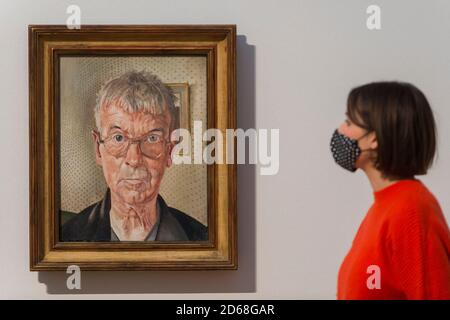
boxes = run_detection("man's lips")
[120,178,147,185]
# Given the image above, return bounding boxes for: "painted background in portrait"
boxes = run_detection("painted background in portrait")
[59,56,208,226]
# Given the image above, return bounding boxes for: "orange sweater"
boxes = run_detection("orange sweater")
[337,179,450,300]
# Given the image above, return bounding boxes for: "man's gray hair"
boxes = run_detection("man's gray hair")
[94,70,177,130]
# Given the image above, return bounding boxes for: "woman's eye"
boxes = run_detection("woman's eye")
[112,134,124,143]
[147,134,160,143]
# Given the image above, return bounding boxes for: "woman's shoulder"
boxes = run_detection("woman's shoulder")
[388,179,437,208]
[387,180,447,233]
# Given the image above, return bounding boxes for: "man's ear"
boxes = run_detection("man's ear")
[92,131,102,166]
[166,141,175,168]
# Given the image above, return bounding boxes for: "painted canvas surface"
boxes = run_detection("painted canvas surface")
[59,56,208,242]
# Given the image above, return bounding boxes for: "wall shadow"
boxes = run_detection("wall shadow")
[38,35,257,294]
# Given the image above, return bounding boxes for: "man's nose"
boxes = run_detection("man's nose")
[124,142,144,167]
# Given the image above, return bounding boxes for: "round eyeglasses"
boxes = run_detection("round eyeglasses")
[93,130,169,160]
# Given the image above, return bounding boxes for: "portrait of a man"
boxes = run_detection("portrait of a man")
[29,25,236,270]
[61,70,208,242]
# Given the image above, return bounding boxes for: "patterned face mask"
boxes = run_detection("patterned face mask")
[330,129,366,172]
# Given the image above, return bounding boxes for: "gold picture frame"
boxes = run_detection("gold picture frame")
[29,25,237,271]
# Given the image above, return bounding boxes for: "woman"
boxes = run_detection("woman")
[331,81,450,299]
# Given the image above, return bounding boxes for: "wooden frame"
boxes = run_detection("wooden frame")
[29,25,237,271]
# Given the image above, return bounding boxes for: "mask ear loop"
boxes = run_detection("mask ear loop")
[355,130,375,153]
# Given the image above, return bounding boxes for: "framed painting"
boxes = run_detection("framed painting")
[29,25,237,270]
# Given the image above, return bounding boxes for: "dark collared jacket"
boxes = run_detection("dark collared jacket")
[61,189,208,242]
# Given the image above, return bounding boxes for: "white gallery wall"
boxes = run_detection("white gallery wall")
[0,0,449,299]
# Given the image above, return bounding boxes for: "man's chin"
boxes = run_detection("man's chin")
[114,188,155,204]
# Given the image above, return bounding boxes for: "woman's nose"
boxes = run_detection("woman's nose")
[337,122,347,135]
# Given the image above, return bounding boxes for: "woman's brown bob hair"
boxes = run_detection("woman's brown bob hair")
[347,81,437,180]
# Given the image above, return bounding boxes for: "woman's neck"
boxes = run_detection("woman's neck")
[362,164,398,192]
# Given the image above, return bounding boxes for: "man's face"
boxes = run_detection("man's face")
[93,104,174,205]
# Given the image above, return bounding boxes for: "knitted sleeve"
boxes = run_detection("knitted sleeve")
[387,203,450,300]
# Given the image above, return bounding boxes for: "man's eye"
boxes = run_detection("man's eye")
[112,134,125,143]
[147,134,161,143]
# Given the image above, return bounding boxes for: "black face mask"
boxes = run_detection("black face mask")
[330,129,368,172]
